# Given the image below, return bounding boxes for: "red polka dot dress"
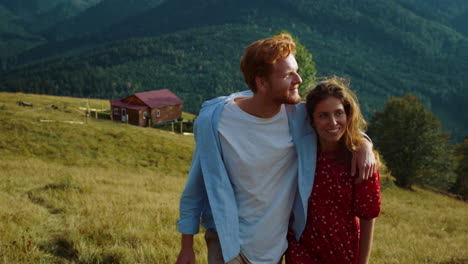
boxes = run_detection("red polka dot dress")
[286,147,381,264]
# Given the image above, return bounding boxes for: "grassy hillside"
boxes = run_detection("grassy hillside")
[0,92,467,263]
[0,92,194,173]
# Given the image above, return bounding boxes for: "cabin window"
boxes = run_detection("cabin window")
[114,108,120,115]
[143,112,148,119]
[157,110,161,117]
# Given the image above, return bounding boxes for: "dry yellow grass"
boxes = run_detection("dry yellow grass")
[0,158,207,263]
[0,92,467,264]
[373,186,468,264]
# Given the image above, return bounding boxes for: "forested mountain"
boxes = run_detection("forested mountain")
[0,0,467,141]
[0,5,42,60]
[0,0,102,60]
[27,0,103,33]
[393,0,468,36]
[43,0,166,41]
[0,0,101,22]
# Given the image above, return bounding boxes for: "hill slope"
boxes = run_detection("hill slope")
[0,92,194,173]
[0,92,467,263]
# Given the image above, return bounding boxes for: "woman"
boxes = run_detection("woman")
[286,77,381,264]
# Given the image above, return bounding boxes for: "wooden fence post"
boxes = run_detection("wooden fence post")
[86,99,90,124]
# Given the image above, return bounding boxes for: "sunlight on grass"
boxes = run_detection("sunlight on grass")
[373,186,468,264]
[0,158,207,263]
[1,92,467,263]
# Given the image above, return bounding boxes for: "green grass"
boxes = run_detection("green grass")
[0,92,467,264]
[0,92,194,175]
[0,158,208,264]
[373,186,467,264]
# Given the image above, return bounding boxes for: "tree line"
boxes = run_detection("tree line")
[369,93,467,199]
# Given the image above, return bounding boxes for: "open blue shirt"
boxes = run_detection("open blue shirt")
[177,91,317,262]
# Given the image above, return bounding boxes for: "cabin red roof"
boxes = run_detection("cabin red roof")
[134,89,183,108]
[110,89,183,110]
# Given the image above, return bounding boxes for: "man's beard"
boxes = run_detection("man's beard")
[273,90,301,105]
[266,80,302,105]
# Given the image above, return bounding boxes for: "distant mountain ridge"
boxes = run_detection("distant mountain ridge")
[0,0,103,60]
[0,0,102,13]
[11,0,468,66]
[0,0,102,30]
[42,0,166,41]
[0,0,467,141]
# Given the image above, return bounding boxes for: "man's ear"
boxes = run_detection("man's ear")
[255,76,267,93]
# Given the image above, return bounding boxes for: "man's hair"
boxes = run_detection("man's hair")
[240,33,296,92]
[306,76,367,152]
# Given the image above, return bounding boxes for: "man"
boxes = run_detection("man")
[176,34,375,264]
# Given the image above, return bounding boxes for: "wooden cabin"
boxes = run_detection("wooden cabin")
[110,89,183,126]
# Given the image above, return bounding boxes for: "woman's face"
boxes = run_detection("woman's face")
[312,96,348,151]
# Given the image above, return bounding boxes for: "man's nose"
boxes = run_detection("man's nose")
[295,73,302,84]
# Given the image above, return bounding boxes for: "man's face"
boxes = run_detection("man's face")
[263,54,302,105]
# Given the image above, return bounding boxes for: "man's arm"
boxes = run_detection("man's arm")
[351,139,377,183]
[175,235,195,264]
[175,153,205,264]
[176,121,208,262]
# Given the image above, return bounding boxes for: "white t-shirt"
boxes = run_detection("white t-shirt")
[218,98,298,264]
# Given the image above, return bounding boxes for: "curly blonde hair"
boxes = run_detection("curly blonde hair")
[240,33,296,92]
[306,76,367,152]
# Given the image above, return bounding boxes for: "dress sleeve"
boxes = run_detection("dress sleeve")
[353,169,381,219]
